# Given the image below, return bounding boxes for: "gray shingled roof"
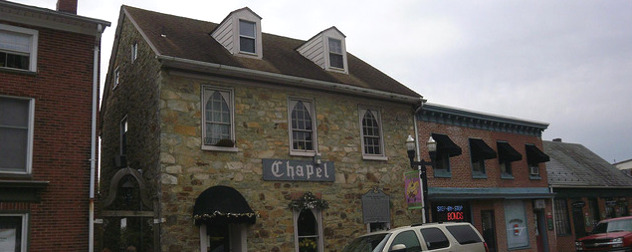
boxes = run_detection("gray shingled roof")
[544,140,632,187]
[123,6,420,98]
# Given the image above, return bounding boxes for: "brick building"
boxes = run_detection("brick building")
[416,103,556,252]
[99,6,424,252]
[0,0,109,251]
[545,139,632,252]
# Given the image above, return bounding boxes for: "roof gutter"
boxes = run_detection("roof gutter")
[156,55,423,104]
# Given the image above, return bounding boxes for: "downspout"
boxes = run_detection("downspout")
[89,23,103,252]
[413,98,425,222]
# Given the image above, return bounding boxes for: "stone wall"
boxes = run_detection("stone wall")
[158,73,418,251]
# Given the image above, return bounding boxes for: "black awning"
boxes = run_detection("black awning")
[469,139,497,161]
[432,133,462,157]
[497,141,522,162]
[193,185,257,226]
[526,144,550,164]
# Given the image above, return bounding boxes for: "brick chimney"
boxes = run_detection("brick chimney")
[56,0,77,14]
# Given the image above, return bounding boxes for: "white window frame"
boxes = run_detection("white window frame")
[358,106,386,160]
[327,38,344,69]
[0,213,29,252]
[120,115,128,156]
[0,95,34,175]
[324,35,347,73]
[238,19,257,55]
[0,24,38,72]
[131,42,138,62]
[201,86,237,152]
[199,223,247,252]
[113,67,120,89]
[293,209,324,252]
[288,98,318,156]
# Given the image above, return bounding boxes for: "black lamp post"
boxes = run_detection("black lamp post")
[406,135,437,223]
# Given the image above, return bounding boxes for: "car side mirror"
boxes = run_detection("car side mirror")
[390,244,406,252]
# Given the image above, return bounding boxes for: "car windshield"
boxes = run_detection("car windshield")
[342,233,391,252]
[593,219,632,234]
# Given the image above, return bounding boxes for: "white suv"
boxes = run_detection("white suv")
[342,222,489,252]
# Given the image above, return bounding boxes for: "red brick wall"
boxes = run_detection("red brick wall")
[417,121,548,189]
[0,21,97,251]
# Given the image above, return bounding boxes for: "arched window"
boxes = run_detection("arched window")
[294,209,323,252]
[362,111,381,155]
[202,87,235,151]
[289,99,317,155]
[358,107,385,160]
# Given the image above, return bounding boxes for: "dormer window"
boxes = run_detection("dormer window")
[211,7,263,59]
[328,38,343,69]
[297,27,348,74]
[239,20,256,54]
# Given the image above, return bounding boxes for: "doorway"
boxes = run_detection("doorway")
[481,210,497,252]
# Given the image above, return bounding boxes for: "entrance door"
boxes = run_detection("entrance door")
[572,204,586,238]
[481,210,497,252]
[534,210,549,252]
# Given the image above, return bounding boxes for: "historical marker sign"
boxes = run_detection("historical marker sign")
[362,189,391,223]
[262,159,335,182]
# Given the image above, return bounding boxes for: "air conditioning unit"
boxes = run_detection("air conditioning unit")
[529,165,539,176]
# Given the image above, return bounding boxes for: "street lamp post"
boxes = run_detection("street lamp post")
[406,135,437,223]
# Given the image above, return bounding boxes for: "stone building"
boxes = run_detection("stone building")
[99,6,424,252]
[545,139,632,252]
[416,103,556,252]
[0,0,109,251]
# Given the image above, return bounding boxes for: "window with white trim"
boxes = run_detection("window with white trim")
[0,96,34,175]
[239,20,256,54]
[0,24,38,72]
[288,98,317,155]
[113,67,120,89]
[199,223,247,252]
[294,209,324,252]
[358,107,385,160]
[328,38,343,69]
[0,213,28,252]
[202,86,236,151]
[120,116,128,156]
[131,42,138,62]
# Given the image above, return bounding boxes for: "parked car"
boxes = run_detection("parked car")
[576,216,632,251]
[342,222,489,252]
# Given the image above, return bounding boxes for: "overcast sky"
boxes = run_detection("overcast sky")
[17,0,632,163]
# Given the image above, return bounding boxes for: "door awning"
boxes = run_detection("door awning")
[526,144,550,164]
[193,186,257,226]
[432,133,462,157]
[497,141,522,162]
[469,138,497,161]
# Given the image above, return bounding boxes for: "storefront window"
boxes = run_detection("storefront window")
[504,200,529,249]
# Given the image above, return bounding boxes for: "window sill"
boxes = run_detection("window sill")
[0,67,36,75]
[290,150,316,157]
[472,172,487,179]
[501,174,515,180]
[362,155,388,161]
[433,170,452,178]
[529,175,542,180]
[201,145,239,152]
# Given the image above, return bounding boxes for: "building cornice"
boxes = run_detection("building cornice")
[419,103,548,137]
[0,1,110,36]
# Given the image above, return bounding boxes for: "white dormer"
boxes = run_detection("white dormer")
[297,27,348,74]
[211,7,263,59]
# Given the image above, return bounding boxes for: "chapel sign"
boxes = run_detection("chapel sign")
[262,159,335,182]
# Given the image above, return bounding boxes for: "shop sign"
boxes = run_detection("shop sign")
[404,170,422,209]
[262,159,334,182]
[572,201,586,208]
[436,204,466,221]
[362,189,390,223]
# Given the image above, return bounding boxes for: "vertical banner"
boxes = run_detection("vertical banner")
[404,170,423,209]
